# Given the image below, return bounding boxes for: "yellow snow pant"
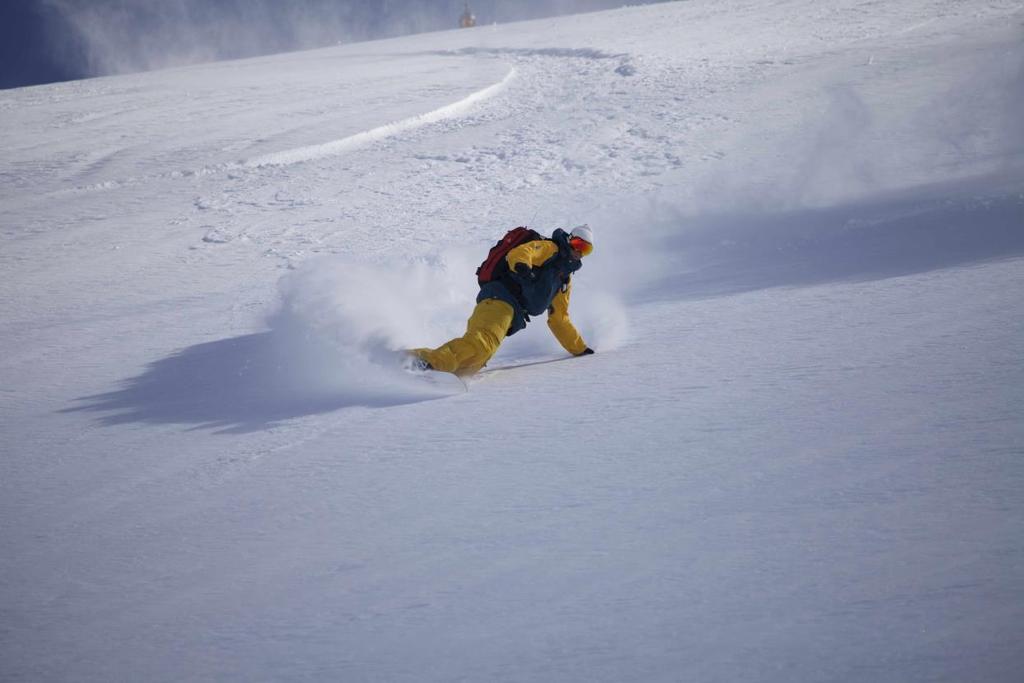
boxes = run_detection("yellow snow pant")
[413,298,513,376]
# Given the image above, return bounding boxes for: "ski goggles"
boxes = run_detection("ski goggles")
[569,236,594,257]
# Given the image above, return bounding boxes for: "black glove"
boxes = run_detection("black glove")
[513,262,537,282]
[577,347,595,356]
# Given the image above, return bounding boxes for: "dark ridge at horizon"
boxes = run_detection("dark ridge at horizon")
[1,0,670,90]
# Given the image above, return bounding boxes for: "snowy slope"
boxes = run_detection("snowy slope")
[2,1,1024,680]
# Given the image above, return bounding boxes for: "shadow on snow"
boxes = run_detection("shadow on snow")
[647,178,1024,301]
[62,332,439,434]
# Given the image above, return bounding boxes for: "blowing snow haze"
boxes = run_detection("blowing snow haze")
[1,0,668,89]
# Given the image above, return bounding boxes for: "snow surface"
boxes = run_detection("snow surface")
[2,1,1024,680]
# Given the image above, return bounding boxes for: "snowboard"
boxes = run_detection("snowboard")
[477,355,581,376]
[400,352,588,391]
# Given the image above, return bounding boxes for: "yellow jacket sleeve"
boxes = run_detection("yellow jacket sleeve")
[506,240,559,272]
[547,282,588,356]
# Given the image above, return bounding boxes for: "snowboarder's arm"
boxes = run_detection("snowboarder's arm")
[547,282,588,356]
[506,240,559,272]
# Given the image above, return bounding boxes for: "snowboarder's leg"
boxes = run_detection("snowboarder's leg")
[413,299,513,375]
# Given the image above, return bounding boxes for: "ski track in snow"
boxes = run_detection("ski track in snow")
[244,67,518,168]
[44,65,519,194]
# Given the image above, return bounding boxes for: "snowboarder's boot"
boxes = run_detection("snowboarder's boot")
[403,350,433,372]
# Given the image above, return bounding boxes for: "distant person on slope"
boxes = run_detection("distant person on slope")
[409,224,596,376]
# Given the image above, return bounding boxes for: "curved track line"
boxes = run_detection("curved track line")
[245,67,518,169]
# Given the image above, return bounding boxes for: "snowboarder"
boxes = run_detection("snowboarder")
[459,3,476,28]
[409,224,596,376]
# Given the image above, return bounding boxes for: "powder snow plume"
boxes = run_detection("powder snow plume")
[266,251,481,394]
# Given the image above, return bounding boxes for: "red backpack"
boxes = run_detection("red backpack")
[476,226,542,286]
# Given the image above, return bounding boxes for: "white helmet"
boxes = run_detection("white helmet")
[570,223,594,246]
